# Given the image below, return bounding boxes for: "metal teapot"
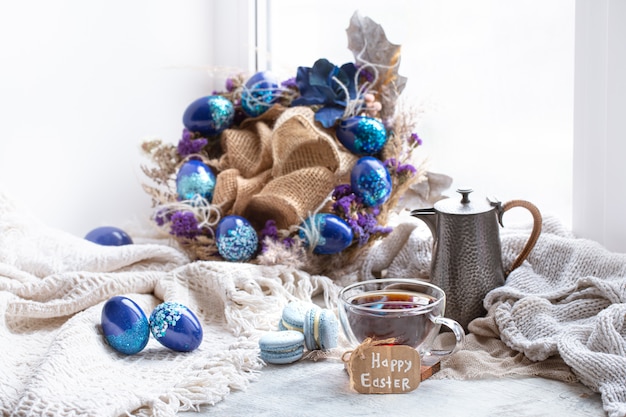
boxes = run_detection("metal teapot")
[411,188,542,331]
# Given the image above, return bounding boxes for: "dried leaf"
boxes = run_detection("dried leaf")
[346,10,407,121]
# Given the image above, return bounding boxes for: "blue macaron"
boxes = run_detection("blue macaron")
[258,330,305,365]
[278,301,317,332]
[303,307,339,351]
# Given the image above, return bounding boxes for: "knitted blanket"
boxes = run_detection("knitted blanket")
[2,187,625,417]
[0,193,338,416]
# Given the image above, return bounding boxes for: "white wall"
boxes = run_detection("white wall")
[267,0,575,228]
[574,0,626,252]
[2,0,604,251]
[0,1,216,236]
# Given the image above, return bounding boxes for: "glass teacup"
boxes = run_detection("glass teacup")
[338,278,465,360]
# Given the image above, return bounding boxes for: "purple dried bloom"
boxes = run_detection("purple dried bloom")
[177,129,208,157]
[332,184,353,199]
[225,77,236,92]
[154,209,170,227]
[169,211,199,239]
[332,195,356,216]
[384,158,397,169]
[397,163,417,176]
[408,132,422,146]
[357,66,375,83]
[260,219,279,241]
[281,77,297,89]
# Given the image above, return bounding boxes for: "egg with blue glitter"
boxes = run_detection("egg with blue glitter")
[241,71,280,117]
[176,159,216,202]
[335,116,388,156]
[183,95,234,137]
[299,213,353,255]
[85,226,133,246]
[215,215,259,262]
[101,296,150,355]
[149,301,203,352]
[350,156,392,207]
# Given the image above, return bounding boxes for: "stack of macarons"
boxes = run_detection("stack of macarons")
[258,301,339,365]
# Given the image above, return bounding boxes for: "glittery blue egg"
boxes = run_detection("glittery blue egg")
[299,213,353,255]
[215,215,259,262]
[241,71,280,117]
[176,159,216,202]
[336,116,388,156]
[85,226,133,246]
[350,157,392,207]
[149,302,203,352]
[183,95,235,137]
[101,296,150,355]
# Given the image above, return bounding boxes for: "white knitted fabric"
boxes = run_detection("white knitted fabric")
[378,215,626,417]
[0,192,339,416]
[485,219,626,417]
[3,184,626,417]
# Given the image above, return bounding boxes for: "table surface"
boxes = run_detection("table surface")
[185,357,606,417]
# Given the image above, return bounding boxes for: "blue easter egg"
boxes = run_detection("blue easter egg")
[149,302,203,352]
[215,215,259,262]
[101,296,150,355]
[351,157,392,207]
[336,116,387,155]
[85,226,133,246]
[241,71,280,117]
[183,95,234,137]
[176,159,216,202]
[299,213,353,255]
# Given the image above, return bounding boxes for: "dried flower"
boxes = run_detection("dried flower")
[259,219,296,253]
[291,58,359,128]
[169,211,199,239]
[177,129,208,157]
[330,184,392,246]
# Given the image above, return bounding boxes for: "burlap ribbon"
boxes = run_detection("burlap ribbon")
[213,106,358,230]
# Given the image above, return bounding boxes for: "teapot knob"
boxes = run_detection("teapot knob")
[457,188,473,204]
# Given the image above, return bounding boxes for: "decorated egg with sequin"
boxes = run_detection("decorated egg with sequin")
[183,95,235,137]
[101,296,150,355]
[176,159,216,202]
[299,213,353,255]
[215,215,259,262]
[350,156,392,207]
[336,116,388,156]
[241,71,281,117]
[149,301,203,352]
[85,226,133,246]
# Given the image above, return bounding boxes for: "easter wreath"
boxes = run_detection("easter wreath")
[140,12,427,274]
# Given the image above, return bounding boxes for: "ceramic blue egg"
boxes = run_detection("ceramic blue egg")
[336,116,387,155]
[183,95,234,137]
[350,156,392,207]
[299,213,353,255]
[149,301,203,352]
[101,296,150,355]
[215,215,259,262]
[176,159,216,202]
[241,71,280,117]
[85,226,133,246]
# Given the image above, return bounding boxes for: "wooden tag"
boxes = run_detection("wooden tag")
[346,342,422,394]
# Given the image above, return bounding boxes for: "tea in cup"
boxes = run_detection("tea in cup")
[338,278,465,360]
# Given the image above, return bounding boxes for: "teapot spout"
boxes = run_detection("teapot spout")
[410,208,437,238]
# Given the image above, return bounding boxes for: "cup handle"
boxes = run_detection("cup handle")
[502,200,542,276]
[429,316,465,356]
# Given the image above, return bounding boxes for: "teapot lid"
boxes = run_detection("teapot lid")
[434,188,500,215]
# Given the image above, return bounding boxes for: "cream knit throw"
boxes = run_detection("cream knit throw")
[2,186,626,417]
[372,215,626,417]
[0,192,338,416]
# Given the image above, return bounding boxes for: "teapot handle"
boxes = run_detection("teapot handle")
[502,200,542,276]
